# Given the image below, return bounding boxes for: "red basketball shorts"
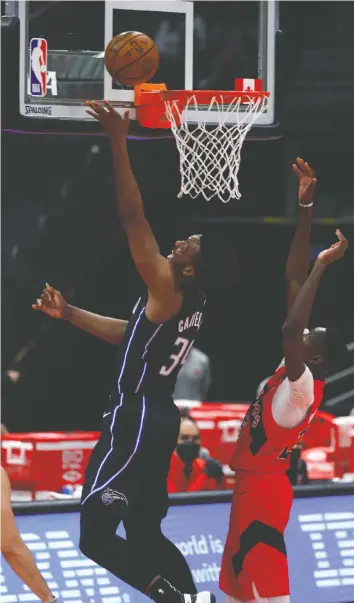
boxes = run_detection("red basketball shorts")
[219,473,293,601]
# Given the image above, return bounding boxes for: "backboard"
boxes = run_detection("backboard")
[18,0,277,126]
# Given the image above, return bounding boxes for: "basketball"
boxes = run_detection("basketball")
[104,31,159,87]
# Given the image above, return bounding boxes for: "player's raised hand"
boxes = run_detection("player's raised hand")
[293,158,317,206]
[32,283,68,319]
[85,101,130,137]
[317,230,348,266]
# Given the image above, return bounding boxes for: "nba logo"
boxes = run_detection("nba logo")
[29,38,47,97]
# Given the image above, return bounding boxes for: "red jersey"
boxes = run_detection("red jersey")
[167,452,225,493]
[230,364,325,473]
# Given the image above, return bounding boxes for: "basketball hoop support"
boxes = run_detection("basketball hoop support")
[134,83,269,129]
[134,83,270,202]
[135,83,170,129]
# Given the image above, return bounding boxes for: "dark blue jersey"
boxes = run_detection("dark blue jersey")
[114,289,206,397]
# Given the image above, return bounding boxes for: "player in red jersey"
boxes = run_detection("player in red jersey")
[219,159,350,603]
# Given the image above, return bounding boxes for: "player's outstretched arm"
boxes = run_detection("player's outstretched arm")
[32,283,127,344]
[85,101,178,307]
[282,230,348,381]
[1,468,56,602]
[285,158,317,311]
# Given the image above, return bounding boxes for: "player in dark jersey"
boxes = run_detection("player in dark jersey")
[220,159,349,603]
[33,101,237,603]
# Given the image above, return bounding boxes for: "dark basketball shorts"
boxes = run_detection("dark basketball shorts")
[81,394,181,524]
[219,473,293,601]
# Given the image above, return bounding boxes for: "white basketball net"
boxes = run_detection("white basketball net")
[165,94,268,203]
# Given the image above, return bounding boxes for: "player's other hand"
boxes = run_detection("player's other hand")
[85,100,130,138]
[317,230,348,266]
[293,158,317,206]
[32,283,68,319]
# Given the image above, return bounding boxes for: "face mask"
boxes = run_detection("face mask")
[177,442,200,464]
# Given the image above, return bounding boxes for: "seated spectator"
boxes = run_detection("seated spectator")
[168,411,225,492]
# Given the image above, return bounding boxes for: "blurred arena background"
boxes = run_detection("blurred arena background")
[1,2,354,602]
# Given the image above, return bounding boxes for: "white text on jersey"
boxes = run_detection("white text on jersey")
[178,311,203,333]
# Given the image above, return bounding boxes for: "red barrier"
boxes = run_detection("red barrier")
[1,432,100,499]
[2,406,353,498]
[351,420,354,474]
[300,416,354,480]
[333,417,354,476]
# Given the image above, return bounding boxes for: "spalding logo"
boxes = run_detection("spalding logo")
[25,105,52,115]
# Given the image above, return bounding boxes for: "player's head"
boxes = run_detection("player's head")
[303,327,350,379]
[167,234,202,281]
[168,232,238,290]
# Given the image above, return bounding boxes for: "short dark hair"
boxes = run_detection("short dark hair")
[180,409,198,426]
[325,328,350,374]
[197,233,239,290]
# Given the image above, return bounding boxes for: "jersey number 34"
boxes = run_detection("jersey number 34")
[159,337,195,377]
